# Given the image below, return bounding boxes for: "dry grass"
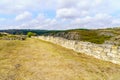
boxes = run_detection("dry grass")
[0,38,120,80]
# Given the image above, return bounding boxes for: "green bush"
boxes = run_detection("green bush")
[27,32,36,38]
[0,33,2,37]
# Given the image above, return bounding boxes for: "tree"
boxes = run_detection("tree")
[27,32,36,38]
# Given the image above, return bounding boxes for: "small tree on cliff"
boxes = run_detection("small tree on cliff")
[27,32,36,38]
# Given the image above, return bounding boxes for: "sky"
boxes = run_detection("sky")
[0,0,120,30]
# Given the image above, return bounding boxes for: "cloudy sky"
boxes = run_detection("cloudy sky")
[0,0,120,30]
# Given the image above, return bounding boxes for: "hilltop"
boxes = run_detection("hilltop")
[0,38,120,80]
[0,28,120,80]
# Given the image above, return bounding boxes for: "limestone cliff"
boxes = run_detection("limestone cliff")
[36,36,120,65]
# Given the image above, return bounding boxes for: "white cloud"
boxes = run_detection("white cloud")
[56,8,79,19]
[56,8,88,19]
[112,19,120,24]
[0,0,120,29]
[15,11,32,21]
[55,0,111,21]
[0,0,57,14]
[67,13,113,29]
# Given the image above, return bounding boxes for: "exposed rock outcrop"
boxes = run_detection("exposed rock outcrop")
[36,36,120,65]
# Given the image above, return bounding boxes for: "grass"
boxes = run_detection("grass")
[44,29,112,44]
[0,38,120,80]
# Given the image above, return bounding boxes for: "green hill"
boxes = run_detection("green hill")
[1,27,120,44]
[42,28,120,44]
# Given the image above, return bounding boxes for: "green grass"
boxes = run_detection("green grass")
[0,38,120,80]
[45,29,112,44]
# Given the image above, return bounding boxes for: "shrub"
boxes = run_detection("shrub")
[27,32,36,38]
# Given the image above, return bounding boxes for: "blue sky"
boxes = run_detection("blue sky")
[0,0,120,29]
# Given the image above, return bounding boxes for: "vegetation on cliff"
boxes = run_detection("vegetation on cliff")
[43,29,111,44]
[0,32,26,40]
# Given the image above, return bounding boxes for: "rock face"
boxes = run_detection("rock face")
[36,36,120,65]
[105,35,120,45]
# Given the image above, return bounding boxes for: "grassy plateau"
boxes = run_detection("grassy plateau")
[0,38,120,80]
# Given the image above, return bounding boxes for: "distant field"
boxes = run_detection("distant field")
[0,38,120,80]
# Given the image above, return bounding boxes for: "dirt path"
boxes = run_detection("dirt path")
[0,38,120,80]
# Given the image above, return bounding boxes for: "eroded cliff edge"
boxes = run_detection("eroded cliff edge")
[36,36,120,65]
